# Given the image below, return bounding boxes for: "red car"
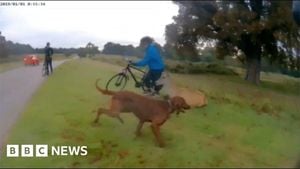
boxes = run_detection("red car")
[23,55,40,66]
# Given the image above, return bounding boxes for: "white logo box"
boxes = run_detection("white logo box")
[6,144,48,157]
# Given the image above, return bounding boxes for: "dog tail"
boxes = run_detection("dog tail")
[95,79,115,95]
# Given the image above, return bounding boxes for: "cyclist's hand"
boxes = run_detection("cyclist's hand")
[124,57,133,64]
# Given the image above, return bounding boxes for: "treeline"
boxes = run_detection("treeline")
[0,33,101,58]
[6,41,35,55]
[0,32,173,60]
[35,47,82,58]
[0,37,36,57]
[3,41,78,56]
[101,42,176,60]
[102,42,143,57]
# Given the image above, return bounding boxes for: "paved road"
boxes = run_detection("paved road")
[0,60,66,147]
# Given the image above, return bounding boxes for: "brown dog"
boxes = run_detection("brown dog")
[93,79,190,147]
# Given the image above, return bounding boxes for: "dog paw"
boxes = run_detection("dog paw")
[135,132,142,137]
[91,121,101,127]
[158,144,165,148]
[158,142,165,148]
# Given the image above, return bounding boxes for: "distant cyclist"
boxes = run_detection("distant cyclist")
[131,36,165,95]
[44,42,54,75]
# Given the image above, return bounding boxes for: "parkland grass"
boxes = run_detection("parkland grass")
[0,57,299,167]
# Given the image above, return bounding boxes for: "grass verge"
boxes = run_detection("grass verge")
[0,58,299,167]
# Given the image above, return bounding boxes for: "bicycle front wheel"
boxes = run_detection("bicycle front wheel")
[106,73,128,91]
[42,64,47,76]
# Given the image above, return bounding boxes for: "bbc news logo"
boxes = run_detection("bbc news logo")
[6,144,88,157]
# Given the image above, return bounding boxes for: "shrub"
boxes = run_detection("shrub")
[166,62,238,75]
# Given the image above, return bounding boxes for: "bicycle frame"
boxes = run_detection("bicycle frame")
[122,64,146,85]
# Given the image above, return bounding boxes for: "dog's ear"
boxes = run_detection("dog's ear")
[171,97,180,110]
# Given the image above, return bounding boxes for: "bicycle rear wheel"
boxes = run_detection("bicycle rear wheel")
[106,73,128,91]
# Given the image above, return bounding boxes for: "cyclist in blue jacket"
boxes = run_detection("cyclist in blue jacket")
[132,36,165,95]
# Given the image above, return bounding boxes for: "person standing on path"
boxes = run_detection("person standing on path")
[44,42,54,75]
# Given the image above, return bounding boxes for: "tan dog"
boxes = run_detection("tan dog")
[171,88,207,108]
[158,72,207,108]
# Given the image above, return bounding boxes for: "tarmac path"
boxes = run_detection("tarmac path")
[0,60,66,148]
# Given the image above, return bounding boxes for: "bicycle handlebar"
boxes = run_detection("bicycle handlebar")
[124,57,133,63]
[127,63,145,74]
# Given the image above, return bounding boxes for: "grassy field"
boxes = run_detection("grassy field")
[0,56,24,73]
[0,57,299,168]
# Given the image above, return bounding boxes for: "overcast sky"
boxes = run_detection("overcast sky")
[0,1,179,49]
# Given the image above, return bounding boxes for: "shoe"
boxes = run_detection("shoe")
[151,91,159,96]
[154,84,163,92]
[143,88,152,95]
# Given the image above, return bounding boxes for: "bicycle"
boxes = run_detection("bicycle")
[42,62,47,77]
[106,61,147,91]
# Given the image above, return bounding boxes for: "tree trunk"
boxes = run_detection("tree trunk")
[245,57,261,85]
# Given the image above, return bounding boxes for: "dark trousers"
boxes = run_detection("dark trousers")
[144,69,163,91]
[294,12,300,25]
[45,58,53,75]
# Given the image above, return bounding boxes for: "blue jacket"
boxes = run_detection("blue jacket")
[133,43,164,70]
